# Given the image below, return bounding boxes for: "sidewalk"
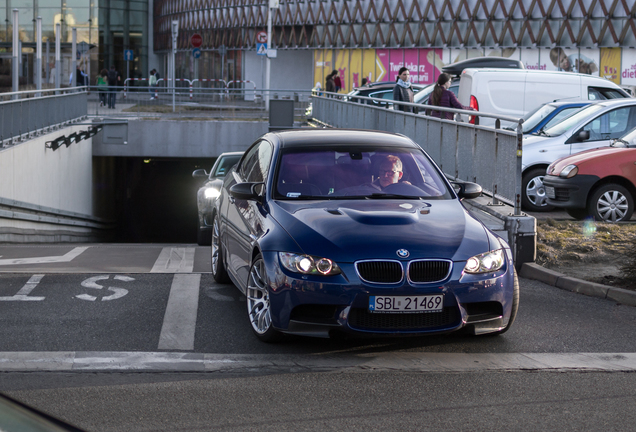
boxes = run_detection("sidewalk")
[520,262,636,307]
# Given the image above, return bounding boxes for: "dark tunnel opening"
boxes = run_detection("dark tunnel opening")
[94,156,216,243]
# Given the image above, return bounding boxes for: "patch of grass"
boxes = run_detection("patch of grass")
[536,218,636,290]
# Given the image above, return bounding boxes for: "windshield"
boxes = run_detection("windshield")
[522,104,557,133]
[542,104,604,137]
[212,154,242,178]
[616,127,636,147]
[274,147,453,200]
[413,84,435,104]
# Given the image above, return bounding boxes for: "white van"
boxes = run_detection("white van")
[457,68,629,127]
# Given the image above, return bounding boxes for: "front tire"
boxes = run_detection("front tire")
[211,214,230,283]
[522,168,555,212]
[565,208,589,220]
[587,184,634,223]
[247,254,282,342]
[197,225,212,246]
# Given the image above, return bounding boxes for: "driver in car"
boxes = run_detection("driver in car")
[371,155,410,190]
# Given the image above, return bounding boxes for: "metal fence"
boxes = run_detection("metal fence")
[311,93,524,214]
[97,85,312,119]
[0,88,88,146]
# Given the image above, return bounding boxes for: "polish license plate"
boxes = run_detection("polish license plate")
[545,185,555,199]
[369,295,443,313]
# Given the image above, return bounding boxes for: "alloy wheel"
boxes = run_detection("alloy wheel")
[247,259,272,334]
[596,190,629,222]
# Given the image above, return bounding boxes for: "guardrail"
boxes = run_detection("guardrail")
[87,86,312,118]
[310,92,524,216]
[0,87,88,146]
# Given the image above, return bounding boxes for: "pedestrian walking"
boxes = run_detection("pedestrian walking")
[148,69,158,99]
[97,69,108,107]
[333,70,342,92]
[107,65,121,109]
[428,73,473,120]
[325,71,336,95]
[393,67,416,113]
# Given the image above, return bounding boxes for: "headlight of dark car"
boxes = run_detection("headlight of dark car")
[464,249,505,274]
[204,187,221,199]
[279,252,341,276]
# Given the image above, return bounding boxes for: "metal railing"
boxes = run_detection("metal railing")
[87,86,312,119]
[311,92,524,215]
[0,87,88,146]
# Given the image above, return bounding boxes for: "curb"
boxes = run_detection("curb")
[520,263,636,307]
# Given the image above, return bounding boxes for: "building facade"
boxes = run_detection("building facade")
[0,0,150,89]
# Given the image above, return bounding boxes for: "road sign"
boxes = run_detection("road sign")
[191,33,203,48]
[218,44,227,57]
[124,49,134,61]
[256,31,267,44]
[193,48,201,59]
[257,43,267,55]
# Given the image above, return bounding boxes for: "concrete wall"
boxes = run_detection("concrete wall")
[244,50,314,92]
[0,125,93,216]
[92,119,269,158]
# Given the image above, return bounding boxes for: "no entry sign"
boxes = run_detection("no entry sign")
[191,33,203,48]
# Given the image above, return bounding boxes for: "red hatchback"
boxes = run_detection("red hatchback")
[543,127,636,222]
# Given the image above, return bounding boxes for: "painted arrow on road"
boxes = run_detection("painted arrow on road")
[0,247,90,265]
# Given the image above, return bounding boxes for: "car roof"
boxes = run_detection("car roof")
[546,101,591,107]
[218,151,244,157]
[350,82,425,92]
[442,56,524,75]
[265,129,418,149]
[594,98,636,108]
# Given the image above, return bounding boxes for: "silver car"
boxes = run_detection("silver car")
[192,151,243,245]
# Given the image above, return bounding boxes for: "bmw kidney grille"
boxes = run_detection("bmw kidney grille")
[356,260,451,284]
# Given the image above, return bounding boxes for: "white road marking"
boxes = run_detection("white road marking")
[0,247,89,266]
[0,352,636,372]
[151,248,195,273]
[0,274,45,301]
[158,274,201,351]
[76,275,134,301]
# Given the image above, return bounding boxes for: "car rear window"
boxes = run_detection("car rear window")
[588,87,629,100]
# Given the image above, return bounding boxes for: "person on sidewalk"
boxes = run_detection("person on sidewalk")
[148,69,158,100]
[97,69,108,107]
[107,65,121,109]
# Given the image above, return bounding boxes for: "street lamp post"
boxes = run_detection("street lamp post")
[12,9,19,98]
[55,22,61,91]
[171,20,179,113]
[71,28,77,88]
[36,17,42,95]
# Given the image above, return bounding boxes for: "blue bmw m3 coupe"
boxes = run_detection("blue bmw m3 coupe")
[212,129,518,341]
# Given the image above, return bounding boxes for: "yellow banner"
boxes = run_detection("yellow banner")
[600,48,621,84]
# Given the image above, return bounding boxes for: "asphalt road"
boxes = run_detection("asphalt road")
[1,243,636,431]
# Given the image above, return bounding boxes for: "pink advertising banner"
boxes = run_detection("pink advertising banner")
[375,48,440,85]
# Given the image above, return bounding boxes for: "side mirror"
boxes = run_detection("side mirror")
[192,169,208,178]
[577,130,590,141]
[452,181,482,200]
[229,182,265,201]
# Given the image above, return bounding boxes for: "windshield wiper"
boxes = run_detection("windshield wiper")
[366,193,423,200]
[533,129,549,137]
[611,138,629,147]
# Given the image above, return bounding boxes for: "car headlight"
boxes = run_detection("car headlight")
[559,165,578,178]
[204,187,221,199]
[464,249,505,274]
[279,252,341,276]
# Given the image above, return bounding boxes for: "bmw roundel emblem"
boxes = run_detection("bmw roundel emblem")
[396,249,410,258]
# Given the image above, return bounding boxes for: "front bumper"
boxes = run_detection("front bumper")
[543,174,599,209]
[260,251,516,338]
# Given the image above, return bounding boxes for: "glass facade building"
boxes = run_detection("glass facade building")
[0,0,148,89]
